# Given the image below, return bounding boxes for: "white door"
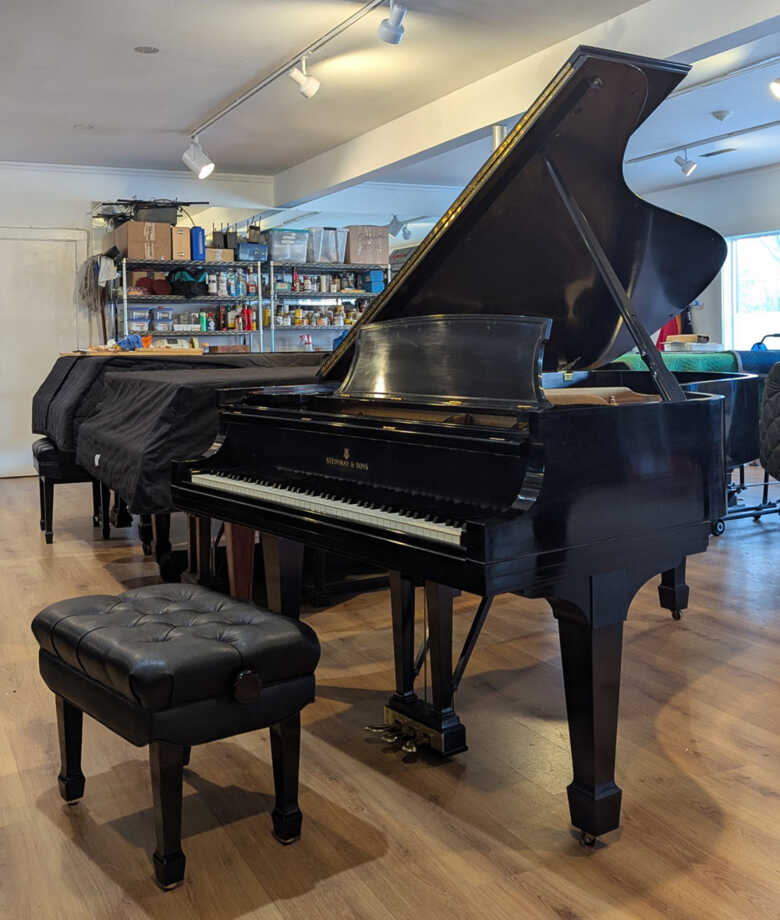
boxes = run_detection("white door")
[0,228,88,477]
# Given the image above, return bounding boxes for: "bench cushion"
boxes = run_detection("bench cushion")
[32,585,320,712]
[32,437,91,482]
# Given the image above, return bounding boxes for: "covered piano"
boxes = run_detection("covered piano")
[173,47,733,843]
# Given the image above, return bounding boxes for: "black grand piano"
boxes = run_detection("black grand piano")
[173,47,734,843]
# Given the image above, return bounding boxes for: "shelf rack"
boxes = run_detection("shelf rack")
[118,257,265,350]
[266,259,389,352]
[112,256,390,353]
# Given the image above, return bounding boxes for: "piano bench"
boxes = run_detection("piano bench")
[32,437,103,543]
[31,583,321,889]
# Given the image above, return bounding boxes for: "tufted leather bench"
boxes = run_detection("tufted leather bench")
[32,437,105,543]
[32,584,321,889]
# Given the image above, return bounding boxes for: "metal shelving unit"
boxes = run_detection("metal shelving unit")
[111,256,391,353]
[117,257,265,351]
[266,259,390,352]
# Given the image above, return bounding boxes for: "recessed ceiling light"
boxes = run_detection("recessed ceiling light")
[134,45,159,54]
[73,123,95,130]
[711,109,731,122]
[770,77,780,100]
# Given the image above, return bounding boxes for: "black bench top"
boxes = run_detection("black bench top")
[32,585,320,712]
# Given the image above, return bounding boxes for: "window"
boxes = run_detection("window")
[722,231,780,349]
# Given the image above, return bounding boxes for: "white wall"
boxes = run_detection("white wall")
[646,163,780,343]
[0,161,274,247]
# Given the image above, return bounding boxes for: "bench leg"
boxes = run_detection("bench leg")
[39,478,45,531]
[42,478,54,545]
[56,696,85,802]
[149,741,186,889]
[91,480,101,527]
[270,712,303,844]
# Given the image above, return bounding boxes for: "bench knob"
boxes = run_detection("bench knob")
[233,670,262,703]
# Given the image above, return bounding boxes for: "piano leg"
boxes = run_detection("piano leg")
[152,513,180,583]
[139,513,154,556]
[261,534,304,618]
[187,514,213,584]
[226,523,255,601]
[390,572,416,704]
[549,572,633,841]
[385,581,467,756]
[658,559,689,620]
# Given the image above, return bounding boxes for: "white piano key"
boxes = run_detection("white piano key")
[191,472,465,547]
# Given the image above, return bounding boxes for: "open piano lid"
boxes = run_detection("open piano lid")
[319,46,727,383]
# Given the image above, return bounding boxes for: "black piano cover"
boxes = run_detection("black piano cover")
[32,352,322,452]
[75,364,321,513]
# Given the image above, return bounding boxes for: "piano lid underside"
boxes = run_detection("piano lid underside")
[320,49,726,380]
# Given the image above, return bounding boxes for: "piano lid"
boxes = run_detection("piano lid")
[319,46,727,382]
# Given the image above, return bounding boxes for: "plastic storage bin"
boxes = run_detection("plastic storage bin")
[235,241,269,262]
[150,307,175,332]
[359,270,385,292]
[261,229,309,262]
[307,227,348,263]
[127,307,149,333]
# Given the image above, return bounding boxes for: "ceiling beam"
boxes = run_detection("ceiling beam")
[273,0,780,207]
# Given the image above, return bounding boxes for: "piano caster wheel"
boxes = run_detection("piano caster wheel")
[142,542,153,557]
[382,731,401,743]
[711,519,725,537]
[579,831,597,848]
[671,608,682,620]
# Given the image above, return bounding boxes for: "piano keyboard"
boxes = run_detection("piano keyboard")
[191,472,466,547]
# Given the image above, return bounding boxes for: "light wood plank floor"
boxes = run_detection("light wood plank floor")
[1,476,779,919]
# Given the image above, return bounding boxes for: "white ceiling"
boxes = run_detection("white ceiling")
[371,31,780,194]
[0,0,648,173]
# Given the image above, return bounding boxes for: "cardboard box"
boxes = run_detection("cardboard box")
[204,247,235,262]
[171,226,191,260]
[345,226,389,265]
[113,221,172,260]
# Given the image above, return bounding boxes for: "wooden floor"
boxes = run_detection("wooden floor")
[2,476,780,919]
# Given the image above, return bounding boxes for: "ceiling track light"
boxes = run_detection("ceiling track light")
[378,1,407,44]
[771,77,780,100]
[673,149,697,177]
[289,56,321,99]
[182,135,215,179]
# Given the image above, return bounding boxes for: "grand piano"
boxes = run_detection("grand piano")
[173,46,731,843]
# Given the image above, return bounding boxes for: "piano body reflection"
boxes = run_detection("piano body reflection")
[173,47,732,842]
